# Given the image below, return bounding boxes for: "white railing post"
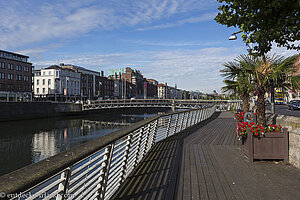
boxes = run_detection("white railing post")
[56,168,71,200]
[98,145,114,200]
[120,135,132,183]
[185,111,190,128]
[180,112,186,131]
[166,115,172,137]
[134,127,144,167]
[196,109,201,123]
[189,111,194,126]
[173,114,179,135]
[142,124,152,157]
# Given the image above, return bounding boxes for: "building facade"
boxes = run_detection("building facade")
[108,67,145,99]
[0,50,33,101]
[60,64,101,99]
[34,65,80,100]
[157,83,169,99]
[96,76,114,99]
[145,79,158,99]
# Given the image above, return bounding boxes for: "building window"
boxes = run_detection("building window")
[23,66,29,72]
[37,79,39,85]
[48,79,51,85]
[16,75,22,81]
[0,62,5,69]
[16,65,22,71]
[43,79,45,85]
[0,83,5,90]
[37,88,39,93]
[0,73,5,79]
[8,64,13,70]
[24,76,29,81]
[7,84,13,90]
[49,71,51,75]
[43,88,45,94]
[8,74,14,80]
[43,72,45,76]
[56,71,59,77]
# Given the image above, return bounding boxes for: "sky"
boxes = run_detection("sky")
[0,0,298,93]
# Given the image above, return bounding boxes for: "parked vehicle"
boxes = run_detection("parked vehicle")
[288,100,300,110]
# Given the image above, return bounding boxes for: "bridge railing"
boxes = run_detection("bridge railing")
[0,105,216,200]
[84,99,241,111]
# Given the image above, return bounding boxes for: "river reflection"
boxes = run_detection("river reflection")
[0,110,167,176]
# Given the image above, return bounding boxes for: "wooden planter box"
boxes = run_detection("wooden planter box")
[242,128,289,163]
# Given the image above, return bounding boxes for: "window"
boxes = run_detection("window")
[8,74,14,80]
[7,84,13,90]
[43,88,45,94]
[42,79,45,85]
[35,71,41,76]
[16,75,22,81]
[48,79,51,85]
[16,65,22,71]
[8,64,13,70]
[0,62,5,69]
[0,73,5,79]
[37,88,39,93]
[37,79,39,85]
[23,66,29,72]
[49,71,51,75]
[0,83,4,90]
[43,72,46,75]
[56,71,59,77]
[24,76,29,81]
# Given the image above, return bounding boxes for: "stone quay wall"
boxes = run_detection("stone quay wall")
[274,115,300,169]
[0,102,82,121]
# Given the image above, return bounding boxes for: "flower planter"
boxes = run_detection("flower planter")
[242,128,289,163]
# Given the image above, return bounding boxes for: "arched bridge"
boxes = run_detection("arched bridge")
[83,99,242,111]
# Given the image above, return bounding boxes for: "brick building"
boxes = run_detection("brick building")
[108,67,145,99]
[0,50,33,101]
[96,76,114,99]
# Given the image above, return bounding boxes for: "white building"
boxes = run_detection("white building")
[157,83,169,99]
[34,65,80,97]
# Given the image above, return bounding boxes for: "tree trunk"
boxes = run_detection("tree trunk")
[241,93,250,113]
[257,88,266,127]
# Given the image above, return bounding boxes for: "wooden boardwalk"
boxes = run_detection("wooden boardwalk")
[112,112,300,200]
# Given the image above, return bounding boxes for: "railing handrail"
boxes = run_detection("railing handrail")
[0,106,212,195]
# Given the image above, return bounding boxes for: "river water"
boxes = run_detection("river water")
[0,109,168,176]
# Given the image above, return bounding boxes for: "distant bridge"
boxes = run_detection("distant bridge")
[84,120,132,126]
[83,99,241,111]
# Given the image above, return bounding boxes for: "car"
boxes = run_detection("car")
[288,100,300,110]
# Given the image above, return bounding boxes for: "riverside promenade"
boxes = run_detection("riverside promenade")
[112,112,300,200]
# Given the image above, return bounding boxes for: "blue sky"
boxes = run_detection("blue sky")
[0,0,298,93]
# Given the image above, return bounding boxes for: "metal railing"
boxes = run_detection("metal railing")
[84,99,241,111]
[0,106,216,200]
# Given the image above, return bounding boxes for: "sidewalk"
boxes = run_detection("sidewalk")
[112,112,300,200]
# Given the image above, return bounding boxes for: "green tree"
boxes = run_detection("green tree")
[239,54,300,127]
[220,58,253,112]
[215,0,300,55]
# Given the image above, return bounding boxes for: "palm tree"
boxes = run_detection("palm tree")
[220,59,253,113]
[239,54,300,127]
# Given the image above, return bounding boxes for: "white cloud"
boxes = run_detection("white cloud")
[136,12,217,31]
[0,0,217,49]
[33,47,243,93]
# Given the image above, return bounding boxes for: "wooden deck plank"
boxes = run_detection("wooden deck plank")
[193,144,209,200]
[112,112,300,200]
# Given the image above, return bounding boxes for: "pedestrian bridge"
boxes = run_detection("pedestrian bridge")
[83,99,241,111]
[1,106,300,200]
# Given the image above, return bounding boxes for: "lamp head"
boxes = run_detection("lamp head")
[229,35,237,40]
